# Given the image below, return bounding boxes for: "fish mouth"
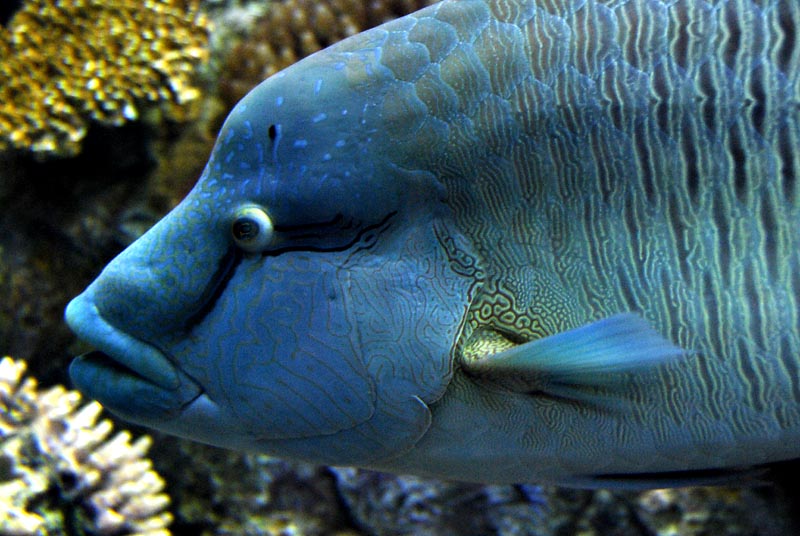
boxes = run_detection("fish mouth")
[72,349,171,389]
[65,294,181,389]
[65,293,203,423]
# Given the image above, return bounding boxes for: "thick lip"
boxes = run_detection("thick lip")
[65,293,182,391]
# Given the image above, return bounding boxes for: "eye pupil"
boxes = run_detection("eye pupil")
[233,219,257,240]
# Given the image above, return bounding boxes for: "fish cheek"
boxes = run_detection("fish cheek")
[166,252,377,440]
[339,216,479,404]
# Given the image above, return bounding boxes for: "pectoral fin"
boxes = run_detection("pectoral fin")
[461,314,686,402]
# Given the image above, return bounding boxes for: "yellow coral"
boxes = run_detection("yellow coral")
[0,0,210,157]
[220,0,438,108]
[0,356,172,535]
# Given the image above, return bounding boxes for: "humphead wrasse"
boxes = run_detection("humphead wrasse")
[66,0,800,487]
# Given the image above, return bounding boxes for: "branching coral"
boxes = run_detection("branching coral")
[0,0,210,158]
[220,0,438,108]
[0,356,172,535]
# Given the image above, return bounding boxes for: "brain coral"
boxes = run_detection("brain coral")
[0,0,210,158]
[220,0,438,108]
[0,356,172,535]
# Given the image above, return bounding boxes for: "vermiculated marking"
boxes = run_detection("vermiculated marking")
[697,62,718,133]
[728,126,748,203]
[694,352,724,421]
[671,2,690,70]
[736,338,766,413]
[722,1,742,72]
[667,191,691,282]
[583,201,604,283]
[680,121,700,204]
[617,266,639,311]
[702,272,723,359]
[779,336,800,403]
[775,2,797,73]
[659,270,676,337]
[651,64,671,134]
[712,195,731,288]
[634,123,657,205]
[793,269,800,331]
[779,125,796,202]
[760,193,779,282]
[743,263,763,349]
[623,200,641,262]
[747,69,767,139]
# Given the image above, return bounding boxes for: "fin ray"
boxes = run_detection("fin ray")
[462,314,686,397]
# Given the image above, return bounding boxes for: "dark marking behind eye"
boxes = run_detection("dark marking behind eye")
[269,211,397,256]
[346,211,396,257]
[184,213,396,329]
[273,213,348,237]
[183,246,243,332]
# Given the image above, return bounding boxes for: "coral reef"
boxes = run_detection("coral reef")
[331,467,545,535]
[636,486,796,536]
[516,486,797,536]
[0,0,210,158]
[0,356,172,535]
[161,440,356,535]
[329,468,800,536]
[219,0,438,109]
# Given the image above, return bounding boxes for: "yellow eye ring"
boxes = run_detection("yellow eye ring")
[231,205,273,252]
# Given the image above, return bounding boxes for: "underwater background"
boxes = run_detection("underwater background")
[1,0,800,534]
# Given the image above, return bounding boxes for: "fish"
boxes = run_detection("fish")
[65,0,800,488]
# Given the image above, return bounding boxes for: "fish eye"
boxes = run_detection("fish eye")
[231,205,273,252]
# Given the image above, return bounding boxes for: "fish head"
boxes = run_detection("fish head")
[65,50,477,461]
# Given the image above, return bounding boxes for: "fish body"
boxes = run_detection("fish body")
[66,0,800,487]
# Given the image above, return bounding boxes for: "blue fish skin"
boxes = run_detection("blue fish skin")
[66,0,800,487]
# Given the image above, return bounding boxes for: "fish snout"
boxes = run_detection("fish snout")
[65,291,203,424]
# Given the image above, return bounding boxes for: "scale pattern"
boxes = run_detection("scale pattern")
[359,0,800,441]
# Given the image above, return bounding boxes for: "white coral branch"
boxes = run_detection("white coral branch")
[0,356,173,535]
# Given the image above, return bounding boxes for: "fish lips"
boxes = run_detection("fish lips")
[65,294,203,424]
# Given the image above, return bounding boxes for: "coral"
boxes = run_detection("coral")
[0,0,210,158]
[0,356,172,535]
[636,487,794,536]
[163,441,355,535]
[219,0,438,108]
[330,467,545,535]
[329,471,799,536]
[522,486,795,536]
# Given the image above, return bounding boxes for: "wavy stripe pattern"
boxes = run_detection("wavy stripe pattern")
[364,0,800,446]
